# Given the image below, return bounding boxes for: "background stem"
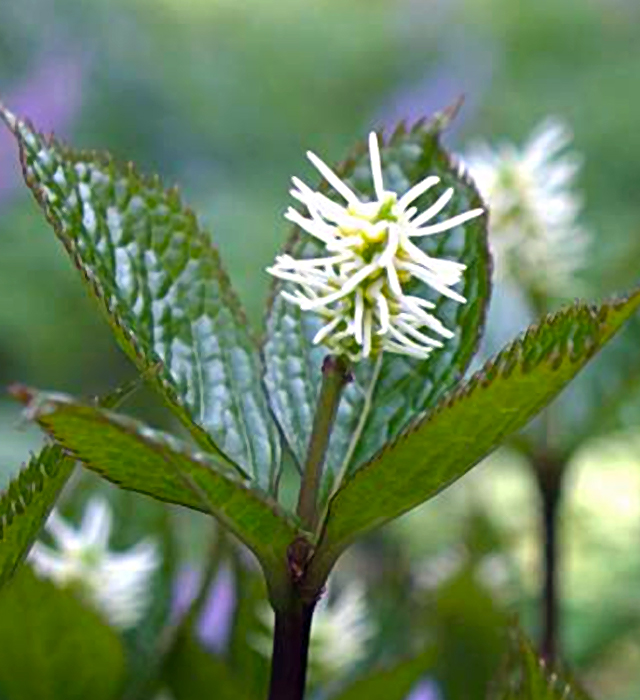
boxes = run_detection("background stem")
[534,454,565,664]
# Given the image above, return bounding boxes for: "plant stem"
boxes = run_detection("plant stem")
[534,453,565,664]
[296,354,351,531]
[266,355,350,700]
[268,601,316,700]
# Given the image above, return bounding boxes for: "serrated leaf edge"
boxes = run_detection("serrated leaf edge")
[0,103,282,488]
[0,445,66,542]
[307,289,640,583]
[355,295,632,469]
[12,389,306,576]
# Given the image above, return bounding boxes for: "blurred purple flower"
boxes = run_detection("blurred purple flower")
[374,33,495,143]
[0,53,83,203]
[405,678,442,700]
[172,565,236,654]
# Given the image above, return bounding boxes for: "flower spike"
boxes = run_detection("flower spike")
[463,118,587,295]
[268,132,484,361]
[29,496,159,629]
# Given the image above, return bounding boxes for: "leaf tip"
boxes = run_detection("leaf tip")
[0,101,17,131]
[439,94,466,128]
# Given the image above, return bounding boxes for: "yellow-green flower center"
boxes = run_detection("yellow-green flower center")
[342,195,399,259]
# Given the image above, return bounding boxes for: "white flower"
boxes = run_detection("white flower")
[267,133,484,361]
[28,496,160,630]
[254,580,373,678]
[309,581,373,674]
[463,118,587,295]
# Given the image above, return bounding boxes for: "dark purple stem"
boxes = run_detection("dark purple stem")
[534,454,565,664]
[268,601,315,700]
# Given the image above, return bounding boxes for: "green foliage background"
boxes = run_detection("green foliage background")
[1,1,640,699]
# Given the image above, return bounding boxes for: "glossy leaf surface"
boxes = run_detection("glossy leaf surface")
[0,105,280,491]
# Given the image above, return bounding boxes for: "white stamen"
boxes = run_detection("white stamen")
[313,317,343,344]
[363,309,373,357]
[368,132,386,201]
[376,293,390,334]
[412,208,484,236]
[268,132,481,360]
[409,187,455,227]
[354,289,365,344]
[307,151,358,203]
[398,176,440,209]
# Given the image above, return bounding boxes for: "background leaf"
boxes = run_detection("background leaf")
[489,628,594,700]
[163,630,253,700]
[328,650,435,700]
[264,116,490,497]
[13,389,300,596]
[430,569,507,700]
[226,549,272,699]
[0,567,126,700]
[307,291,640,583]
[0,444,74,590]
[0,105,281,492]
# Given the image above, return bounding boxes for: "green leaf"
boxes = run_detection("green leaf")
[13,389,300,597]
[545,310,640,454]
[0,567,125,700]
[490,628,593,700]
[329,650,435,700]
[0,105,280,491]
[226,550,271,698]
[307,291,640,583]
[264,116,490,496]
[0,444,74,589]
[429,568,506,700]
[163,631,253,700]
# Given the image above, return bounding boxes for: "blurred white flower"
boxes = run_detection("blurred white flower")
[463,118,587,295]
[28,496,160,629]
[254,580,373,678]
[414,548,465,591]
[268,132,484,360]
[310,582,373,674]
[152,692,174,700]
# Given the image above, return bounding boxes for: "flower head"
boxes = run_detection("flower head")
[254,579,373,679]
[463,118,587,295]
[28,496,160,629]
[267,133,484,361]
[310,581,373,674]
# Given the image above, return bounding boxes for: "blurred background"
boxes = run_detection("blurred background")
[2,0,640,698]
